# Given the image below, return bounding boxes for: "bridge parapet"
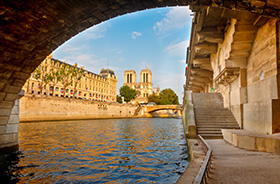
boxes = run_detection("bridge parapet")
[144,105,182,113]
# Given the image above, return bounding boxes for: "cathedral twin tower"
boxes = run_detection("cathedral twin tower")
[123,68,159,103]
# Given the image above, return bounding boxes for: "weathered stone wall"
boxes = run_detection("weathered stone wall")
[0,99,19,151]
[210,19,280,133]
[244,19,279,134]
[243,76,278,134]
[247,19,277,86]
[20,95,138,122]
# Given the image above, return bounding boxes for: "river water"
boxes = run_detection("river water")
[1,118,189,183]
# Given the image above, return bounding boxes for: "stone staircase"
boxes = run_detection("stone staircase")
[193,93,240,139]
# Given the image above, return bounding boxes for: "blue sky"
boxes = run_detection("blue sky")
[53,7,192,103]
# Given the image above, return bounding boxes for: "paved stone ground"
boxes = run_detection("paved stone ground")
[207,139,280,184]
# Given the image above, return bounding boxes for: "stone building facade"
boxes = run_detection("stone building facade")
[123,69,160,103]
[22,54,118,102]
[185,6,280,135]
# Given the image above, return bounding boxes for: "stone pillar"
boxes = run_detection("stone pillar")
[0,90,24,153]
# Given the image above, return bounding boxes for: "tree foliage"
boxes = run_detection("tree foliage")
[49,70,61,95]
[159,88,179,105]
[71,63,85,97]
[116,95,123,103]
[59,64,73,96]
[148,88,179,105]
[119,85,137,103]
[32,60,84,96]
[148,94,160,104]
[33,60,54,94]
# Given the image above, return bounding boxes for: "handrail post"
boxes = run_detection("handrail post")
[194,135,213,184]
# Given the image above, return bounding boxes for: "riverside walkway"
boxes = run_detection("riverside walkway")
[207,139,280,184]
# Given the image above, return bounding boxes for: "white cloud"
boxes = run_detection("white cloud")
[165,40,189,56]
[179,59,186,63]
[60,44,81,53]
[153,7,191,36]
[131,31,142,39]
[80,22,111,40]
[61,53,104,73]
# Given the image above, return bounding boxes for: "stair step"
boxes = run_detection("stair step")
[195,110,234,113]
[199,134,223,139]
[196,116,236,118]
[195,111,234,113]
[196,122,239,125]
[197,127,239,130]
[197,127,223,130]
[195,110,233,113]
[195,107,229,109]
[196,120,237,123]
[197,124,240,128]
[192,93,240,139]
[198,130,222,134]
[196,119,237,121]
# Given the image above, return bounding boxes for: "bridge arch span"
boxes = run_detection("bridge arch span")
[1,0,280,151]
[145,105,181,113]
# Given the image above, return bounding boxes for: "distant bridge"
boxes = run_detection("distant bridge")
[144,105,182,113]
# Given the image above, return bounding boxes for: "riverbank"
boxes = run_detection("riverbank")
[20,95,138,122]
[19,95,182,122]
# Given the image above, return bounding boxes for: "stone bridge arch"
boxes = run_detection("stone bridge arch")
[145,105,181,113]
[1,0,280,152]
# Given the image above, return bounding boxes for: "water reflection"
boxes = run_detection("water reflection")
[2,118,188,183]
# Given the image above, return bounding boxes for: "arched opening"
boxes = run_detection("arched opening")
[2,1,280,183]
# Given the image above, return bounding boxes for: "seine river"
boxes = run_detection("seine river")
[1,118,189,183]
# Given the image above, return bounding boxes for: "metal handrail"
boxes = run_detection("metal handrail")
[194,135,213,184]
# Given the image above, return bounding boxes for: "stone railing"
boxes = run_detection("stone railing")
[194,135,213,184]
[184,90,197,138]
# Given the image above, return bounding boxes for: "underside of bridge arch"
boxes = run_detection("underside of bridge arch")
[1,0,280,152]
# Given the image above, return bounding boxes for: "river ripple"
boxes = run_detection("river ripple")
[1,118,188,183]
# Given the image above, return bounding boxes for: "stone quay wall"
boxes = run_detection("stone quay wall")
[19,95,138,122]
[244,19,280,134]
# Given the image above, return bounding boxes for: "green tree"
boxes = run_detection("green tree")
[49,69,61,96]
[33,60,53,94]
[70,63,85,98]
[158,88,179,105]
[59,64,73,97]
[148,93,160,104]
[116,95,122,103]
[119,85,137,103]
